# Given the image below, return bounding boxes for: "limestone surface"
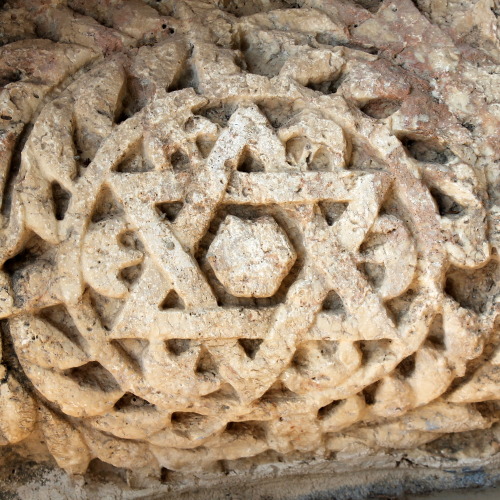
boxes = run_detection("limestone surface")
[0,0,499,490]
[207,215,297,297]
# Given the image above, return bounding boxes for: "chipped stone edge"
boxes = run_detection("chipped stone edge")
[1,444,500,500]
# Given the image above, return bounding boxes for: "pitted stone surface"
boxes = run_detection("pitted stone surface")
[0,0,499,488]
[207,215,297,297]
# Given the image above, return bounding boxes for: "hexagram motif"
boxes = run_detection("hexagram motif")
[0,0,498,477]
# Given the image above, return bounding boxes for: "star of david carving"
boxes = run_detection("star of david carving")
[0,0,496,476]
[93,98,401,407]
[3,85,486,435]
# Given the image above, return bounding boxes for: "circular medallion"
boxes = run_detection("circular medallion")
[0,0,498,474]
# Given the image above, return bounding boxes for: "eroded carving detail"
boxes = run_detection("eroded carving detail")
[207,215,297,298]
[0,0,498,478]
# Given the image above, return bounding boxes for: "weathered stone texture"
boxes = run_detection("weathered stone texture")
[0,0,499,492]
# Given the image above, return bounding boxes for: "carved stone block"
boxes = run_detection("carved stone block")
[0,0,499,496]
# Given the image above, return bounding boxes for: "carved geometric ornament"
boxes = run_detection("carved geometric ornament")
[0,0,498,477]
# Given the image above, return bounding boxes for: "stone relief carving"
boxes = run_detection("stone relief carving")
[0,0,499,480]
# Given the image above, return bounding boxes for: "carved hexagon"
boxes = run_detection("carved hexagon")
[207,215,297,298]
